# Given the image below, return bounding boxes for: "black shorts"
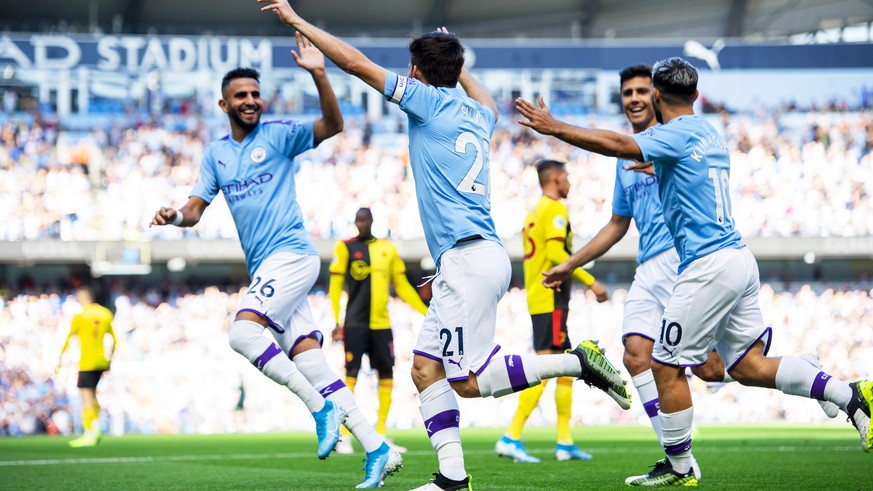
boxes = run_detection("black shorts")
[344,327,395,378]
[77,370,105,389]
[531,310,571,352]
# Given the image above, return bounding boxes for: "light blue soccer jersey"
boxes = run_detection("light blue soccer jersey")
[612,160,675,264]
[630,115,744,272]
[383,72,501,265]
[191,120,318,277]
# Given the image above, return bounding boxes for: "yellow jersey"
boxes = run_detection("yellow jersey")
[329,237,427,329]
[523,196,596,315]
[62,303,116,371]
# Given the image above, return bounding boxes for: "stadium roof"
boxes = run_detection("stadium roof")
[4,0,873,41]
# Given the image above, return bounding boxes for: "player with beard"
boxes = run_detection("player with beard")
[151,35,402,488]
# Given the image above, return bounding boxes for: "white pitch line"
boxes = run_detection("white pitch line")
[0,445,856,466]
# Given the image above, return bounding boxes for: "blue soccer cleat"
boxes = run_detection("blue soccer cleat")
[313,400,347,460]
[555,443,593,461]
[495,435,540,463]
[356,442,403,488]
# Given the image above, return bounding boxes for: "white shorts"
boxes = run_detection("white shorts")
[654,247,771,370]
[623,248,679,342]
[413,239,510,382]
[237,252,323,355]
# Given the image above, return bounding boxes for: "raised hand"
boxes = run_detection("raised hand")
[516,96,560,135]
[257,0,300,26]
[291,32,325,72]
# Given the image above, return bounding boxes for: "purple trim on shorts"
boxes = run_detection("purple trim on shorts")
[643,399,661,418]
[623,332,656,343]
[238,308,286,334]
[447,375,470,382]
[664,439,692,456]
[413,350,443,363]
[810,371,832,400]
[727,326,773,374]
[253,343,282,370]
[423,409,460,437]
[505,355,531,393]
[290,330,324,355]
[651,357,706,368]
[320,379,346,399]
[474,344,502,376]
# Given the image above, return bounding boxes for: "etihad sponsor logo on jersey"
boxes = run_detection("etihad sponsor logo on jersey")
[623,174,659,201]
[222,172,274,203]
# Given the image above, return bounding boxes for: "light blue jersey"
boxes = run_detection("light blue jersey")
[612,160,675,264]
[630,115,744,273]
[191,120,318,277]
[383,72,501,265]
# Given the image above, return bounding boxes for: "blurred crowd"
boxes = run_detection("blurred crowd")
[2,281,872,437]
[2,108,873,242]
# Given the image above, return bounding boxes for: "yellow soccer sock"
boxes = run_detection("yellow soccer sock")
[91,401,101,434]
[340,377,357,437]
[555,377,574,445]
[506,381,547,440]
[376,379,393,436]
[81,406,95,432]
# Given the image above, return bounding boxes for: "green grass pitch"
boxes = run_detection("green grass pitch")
[0,425,867,490]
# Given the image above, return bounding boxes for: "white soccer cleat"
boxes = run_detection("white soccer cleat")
[798,353,840,418]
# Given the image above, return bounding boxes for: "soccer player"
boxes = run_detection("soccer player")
[330,207,428,454]
[496,159,609,464]
[151,35,401,489]
[518,57,872,486]
[258,3,630,489]
[58,286,116,448]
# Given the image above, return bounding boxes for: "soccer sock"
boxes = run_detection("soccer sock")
[632,369,663,442]
[506,381,546,440]
[419,379,465,481]
[81,406,94,432]
[91,401,101,433]
[340,377,357,438]
[660,407,694,474]
[477,353,578,398]
[775,355,853,410]
[376,379,393,436]
[555,377,574,445]
[294,349,383,453]
[228,320,324,413]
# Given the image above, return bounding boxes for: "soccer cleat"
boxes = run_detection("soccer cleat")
[495,436,540,463]
[798,353,840,418]
[355,443,402,488]
[555,443,592,461]
[336,437,354,455]
[569,340,632,409]
[410,473,471,491]
[313,400,347,460]
[625,458,699,487]
[846,380,873,453]
[68,433,98,448]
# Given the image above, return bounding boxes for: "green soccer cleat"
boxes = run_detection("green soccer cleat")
[569,340,631,409]
[847,380,873,453]
[625,458,698,487]
[68,433,99,448]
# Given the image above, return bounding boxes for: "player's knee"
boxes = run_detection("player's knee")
[449,378,480,398]
[623,349,652,375]
[228,320,262,355]
[691,363,724,382]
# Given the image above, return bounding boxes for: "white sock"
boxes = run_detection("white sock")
[660,407,694,474]
[477,353,578,398]
[632,370,663,442]
[775,356,852,410]
[228,320,324,412]
[419,379,465,481]
[293,349,384,453]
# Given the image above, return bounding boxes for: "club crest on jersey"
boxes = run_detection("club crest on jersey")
[250,147,266,163]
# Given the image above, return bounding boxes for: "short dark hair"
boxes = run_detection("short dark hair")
[356,207,373,219]
[535,159,566,186]
[619,64,653,86]
[409,32,464,87]
[221,67,260,94]
[652,57,698,104]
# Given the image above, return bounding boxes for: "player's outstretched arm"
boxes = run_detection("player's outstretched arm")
[291,32,343,144]
[259,0,386,92]
[542,214,631,290]
[517,97,644,160]
[151,196,209,228]
[459,68,498,121]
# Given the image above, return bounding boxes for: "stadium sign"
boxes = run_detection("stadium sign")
[2,34,873,72]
